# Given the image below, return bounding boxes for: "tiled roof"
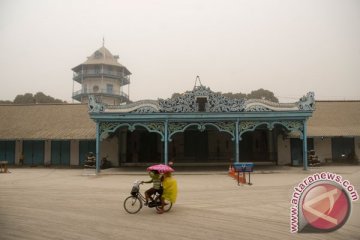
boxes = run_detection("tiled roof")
[307,101,360,137]
[0,104,95,140]
[0,101,359,140]
[72,46,131,75]
[83,47,122,66]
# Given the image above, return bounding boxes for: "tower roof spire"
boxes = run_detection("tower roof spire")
[194,75,203,89]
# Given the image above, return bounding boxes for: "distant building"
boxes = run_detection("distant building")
[0,104,95,167]
[0,98,359,169]
[0,46,359,170]
[72,45,131,105]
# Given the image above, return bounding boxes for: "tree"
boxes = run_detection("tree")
[247,88,278,102]
[34,92,65,103]
[222,92,247,99]
[13,93,35,104]
[12,92,67,104]
[170,88,279,103]
[171,93,182,99]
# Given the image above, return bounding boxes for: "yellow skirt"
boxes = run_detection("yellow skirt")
[162,177,178,203]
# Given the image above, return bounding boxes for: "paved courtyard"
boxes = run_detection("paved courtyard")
[0,165,359,240]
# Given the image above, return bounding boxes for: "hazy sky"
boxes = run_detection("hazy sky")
[0,0,359,103]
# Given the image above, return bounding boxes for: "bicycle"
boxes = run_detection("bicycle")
[123,180,173,214]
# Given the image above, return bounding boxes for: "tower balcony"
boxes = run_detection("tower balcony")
[73,71,130,86]
[72,88,129,103]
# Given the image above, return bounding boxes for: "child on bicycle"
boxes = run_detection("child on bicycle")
[141,170,163,205]
[157,172,178,214]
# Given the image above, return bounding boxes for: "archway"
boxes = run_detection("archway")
[168,126,233,164]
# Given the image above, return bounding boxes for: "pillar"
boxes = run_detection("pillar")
[235,119,239,163]
[119,129,127,166]
[164,120,169,165]
[267,130,274,163]
[302,120,308,170]
[96,121,101,174]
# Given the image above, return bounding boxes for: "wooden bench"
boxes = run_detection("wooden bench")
[0,161,9,173]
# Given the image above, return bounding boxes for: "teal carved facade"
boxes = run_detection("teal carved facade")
[89,85,315,173]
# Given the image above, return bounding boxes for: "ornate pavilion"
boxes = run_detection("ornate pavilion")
[88,83,315,173]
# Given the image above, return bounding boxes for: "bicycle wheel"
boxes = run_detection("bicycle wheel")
[123,196,142,214]
[156,198,173,212]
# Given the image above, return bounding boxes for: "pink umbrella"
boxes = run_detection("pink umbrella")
[147,164,174,174]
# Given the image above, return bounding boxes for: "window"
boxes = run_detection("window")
[331,137,355,161]
[107,84,113,94]
[95,66,100,73]
[184,130,208,158]
[93,85,99,93]
[196,97,207,112]
[94,51,103,59]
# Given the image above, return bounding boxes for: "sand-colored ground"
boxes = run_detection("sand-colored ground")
[0,166,359,240]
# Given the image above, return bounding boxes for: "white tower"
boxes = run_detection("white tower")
[72,45,131,105]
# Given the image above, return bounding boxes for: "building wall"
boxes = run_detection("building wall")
[277,136,291,165]
[207,131,232,161]
[70,140,79,166]
[81,78,123,105]
[170,134,185,160]
[15,140,22,165]
[7,136,360,167]
[14,141,19,165]
[313,137,332,163]
[44,140,51,165]
[101,136,119,166]
[102,96,119,105]
[355,137,360,162]
[118,129,127,165]
[83,78,121,94]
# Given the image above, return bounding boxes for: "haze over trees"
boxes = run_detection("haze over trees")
[0,92,67,104]
[1,88,278,104]
[171,88,279,103]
